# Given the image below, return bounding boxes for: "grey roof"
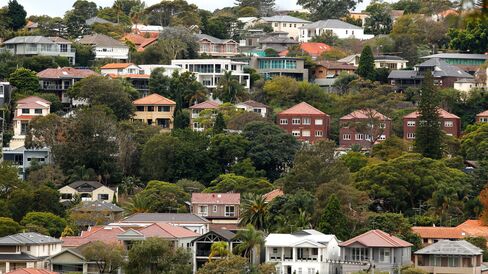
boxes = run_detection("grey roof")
[299,19,362,30]
[195,33,236,44]
[455,78,476,83]
[0,232,62,246]
[417,58,473,78]
[421,53,488,60]
[259,35,299,44]
[192,229,237,243]
[122,213,210,224]
[3,36,54,44]
[388,70,417,79]
[48,37,72,44]
[375,55,406,61]
[78,34,127,48]
[72,200,124,212]
[68,180,104,190]
[415,240,483,256]
[261,15,310,23]
[86,17,114,26]
[0,252,41,261]
[338,54,359,64]
[239,100,269,108]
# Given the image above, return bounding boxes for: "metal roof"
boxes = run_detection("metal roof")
[421,53,488,60]
[415,240,483,255]
[78,34,127,48]
[3,36,54,44]
[261,15,310,23]
[299,19,362,30]
[122,213,210,223]
[195,33,236,44]
[0,233,62,246]
[417,58,474,78]
[72,200,124,213]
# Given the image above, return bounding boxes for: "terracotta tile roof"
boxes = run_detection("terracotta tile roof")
[477,110,488,117]
[403,108,460,119]
[100,63,134,69]
[7,269,57,274]
[339,229,413,248]
[37,67,98,79]
[14,115,36,120]
[191,193,240,204]
[17,96,50,105]
[457,220,488,239]
[209,223,239,231]
[263,189,284,202]
[412,226,466,239]
[138,223,199,238]
[316,61,356,70]
[279,102,328,116]
[189,100,221,110]
[133,93,176,105]
[61,226,125,247]
[279,42,332,57]
[340,109,391,121]
[121,33,157,52]
[107,73,150,79]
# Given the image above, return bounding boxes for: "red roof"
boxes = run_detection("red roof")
[412,226,465,239]
[37,67,98,79]
[279,102,328,116]
[7,269,57,274]
[457,220,488,239]
[61,226,125,247]
[280,42,332,57]
[209,223,239,230]
[339,229,413,248]
[138,223,199,238]
[100,63,135,69]
[121,33,158,52]
[189,100,221,110]
[341,109,391,121]
[403,108,460,119]
[191,193,240,204]
[133,93,176,105]
[477,110,488,117]
[263,189,284,202]
[17,96,50,105]
[14,115,36,120]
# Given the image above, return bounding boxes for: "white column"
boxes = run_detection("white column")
[5,262,9,273]
[83,263,88,274]
[293,247,297,262]
[281,247,284,261]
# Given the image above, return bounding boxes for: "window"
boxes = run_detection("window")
[147,106,155,112]
[292,130,300,136]
[346,30,348,34]
[27,246,31,251]
[22,108,29,114]
[253,108,262,113]
[315,119,323,125]
[21,122,29,135]
[480,118,488,122]
[213,205,217,212]
[343,134,351,140]
[302,130,310,137]
[448,256,459,267]
[302,118,311,125]
[315,130,323,137]
[379,248,390,262]
[355,133,364,140]
[407,132,415,139]
[351,247,369,261]
[275,23,278,27]
[444,121,453,127]
[407,121,416,127]
[34,109,42,114]
[98,194,109,200]
[379,123,386,129]
[225,205,235,217]
[292,118,301,125]
[61,193,72,200]
[198,206,208,216]
[136,106,144,111]
[280,119,288,125]
[158,106,170,112]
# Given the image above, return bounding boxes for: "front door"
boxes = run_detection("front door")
[286,266,292,274]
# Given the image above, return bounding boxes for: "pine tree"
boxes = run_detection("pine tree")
[318,194,349,240]
[415,71,442,159]
[235,0,275,16]
[173,108,189,129]
[213,112,226,134]
[7,0,26,31]
[357,45,376,81]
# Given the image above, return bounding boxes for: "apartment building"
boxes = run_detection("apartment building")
[260,15,311,40]
[403,108,461,140]
[132,93,176,130]
[277,102,330,143]
[339,109,392,148]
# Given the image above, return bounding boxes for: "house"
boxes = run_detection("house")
[71,200,124,227]
[46,245,100,274]
[77,34,129,61]
[100,63,149,96]
[138,64,185,76]
[0,233,62,273]
[411,226,466,247]
[118,213,210,235]
[247,56,309,81]
[2,36,76,65]
[277,102,330,143]
[61,226,126,248]
[339,229,413,274]
[403,108,461,140]
[0,82,12,106]
[121,33,157,52]
[1,146,51,180]
[388,58,474,90]
[171,59,250,89]
[260,15,311,40]
[263,189,284,203]
[132,94,176,130]
[192,229,240,272]
[431,9,460,22]
[279,42,332,59]
[237,16,260,29]
[299,19,374,42]
[37,67,98,105]
[7,268,57,274]
[414,240,483,274]
[191,193,240,230]
[338,54,407,69]
[189,100,221,132]
[195,34,239,57]
[314,61,356,79]
[476,110,488,123]
[349,12,370,27]
[235,100,269,118]
[24,21,39,32]
[265,229,341,274]
[258,34,299,52]
[456,220,488,241]
[420,53,488,74]
[339,109,392,149]
[58,181,117,203]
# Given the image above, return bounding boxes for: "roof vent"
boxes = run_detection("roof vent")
[217,194,222,198]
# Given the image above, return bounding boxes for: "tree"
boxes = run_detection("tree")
[215,71,246,103]
[27,164,66,188]
[197,256,249,274]
[333,73,359,94]
[145,0,200,27]
[20,212,66,237]
[461,123,488,161]
[209,241,230,259]
[0,163,21,198]
[341,152,369,173]
[318,194,349,240]
[136,180,189,213]
[371,136,408,160]
[7,0,26,30]
[235,0,275,16]
[297,0,360,20]
[126,238,191,274]
[391,0,422,14]
[227,112,266,131]
[235,224,265,264]
[64,0,98,38]
[448,17,488,54]
[206,15,242,40]
[81,241,125,273]
[364,2,393,35]
[8,68,40,93]
[124,194,152,215]
[266,190,316,233]
[209,133,249,173]
[213,113,226,134]
[239,193,269,230]
[0,217,21,237]
[206,174,273,194]
[465,236,488,261]
[415,71,442,159]
[72,43,95,67]
[357,46,376,81]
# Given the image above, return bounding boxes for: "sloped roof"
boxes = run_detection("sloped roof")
[263,189,284,202]
[477,110,488,117]
[375,55,406,61]
[37,67,98,79]
[262,15,310,23]
[78,34,127,48]
[421,53,487,60]
[137,223,199,238]
[7,268,57,274]
[4,36,54,44]
[237,100,268,108]
[189,100,221,110]
[403,108,460,119]
[133,93,176,105]
[121,213,210,224]
[100,63,135,69]
[299,19,362,30]
[457,220,488,238]
[259,36,299,44]
[195,33,236,44]
[191,193,240,204]
[61,226,125,247]
[266,229,336,247]
[279,102,327,116]
[0,233,62,246]
[388,70,417,79]
[415,240,482,255]
[280,42,332,58]
[316,61,356,70]
[121,33,157,51]
[340,109,391,121]
[412,226,466,239]
[339,230,412,248]
[72,200,124,213]
[68,180,104,190]
[16,96,51,109]
[417,58,473,78]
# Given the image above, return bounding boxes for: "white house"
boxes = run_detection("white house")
[235,100,269,118]
[2,36,76,65]
[59,181,117,203]
[265,229,341,274]
[132,24,164,33]
[260,15,311,40]
[299,19,374,42]
[78,33,129,61]
[171,59,250,89]
[338,54,408,70]
[238,17,260,29]
[138,64,185,76]
[100,63,144,76]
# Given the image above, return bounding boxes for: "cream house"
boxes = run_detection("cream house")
[132,94,176,130]
[59,181,117,203]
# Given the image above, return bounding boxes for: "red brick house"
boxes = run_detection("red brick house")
[476,110,488,123]
[403,108,461,140]
[277,102,330,143]
[339,109,392,148]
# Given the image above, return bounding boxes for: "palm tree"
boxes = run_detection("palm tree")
[239,193,268,230]
[208,241,230,260]
[124,194,151,215]
[216,71,246,103]
[235,224,265,264]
